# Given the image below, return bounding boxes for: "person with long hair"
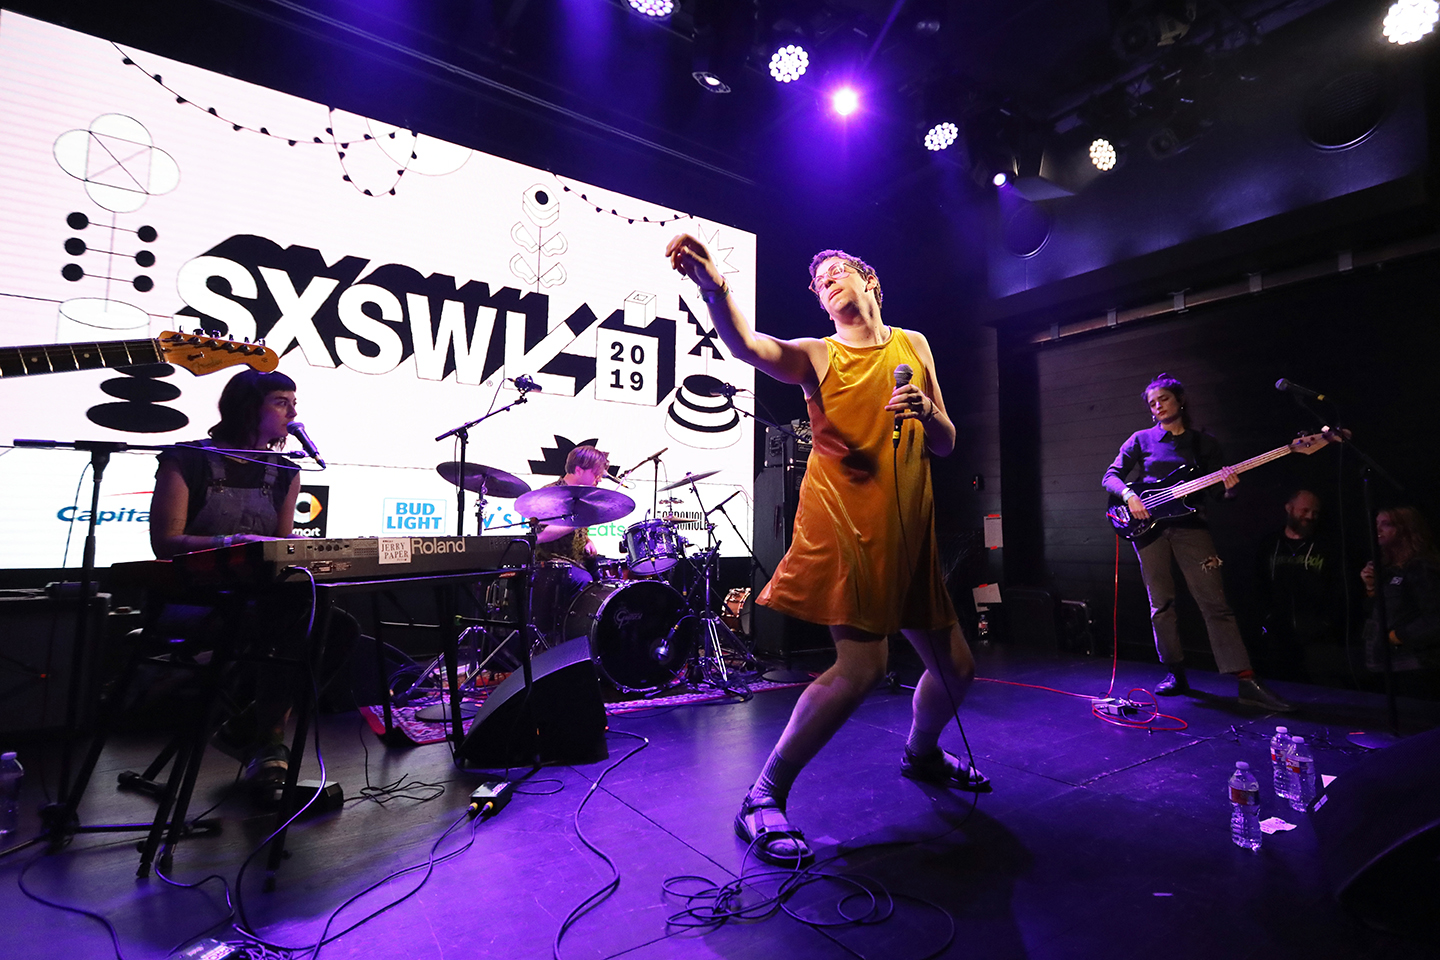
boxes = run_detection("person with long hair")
[666,234,984,869]
[148,368,303,784]
[1360,506,1440,698]
[1102,372,1292,711]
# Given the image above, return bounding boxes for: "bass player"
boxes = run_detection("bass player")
[1102,372,1293,711]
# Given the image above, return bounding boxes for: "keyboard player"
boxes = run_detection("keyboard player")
[147,368,314,789]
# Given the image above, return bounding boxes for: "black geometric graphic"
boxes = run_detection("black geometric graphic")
[528,435,601,477]
[87,362,189,433]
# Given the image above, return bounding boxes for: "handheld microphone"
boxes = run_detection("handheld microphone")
[892,363,913,449]
[1275,378,1325,401]
[510,375,542,392]
[287,422,326,468]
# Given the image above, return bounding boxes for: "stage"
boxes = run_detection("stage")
[2,643,1435,960]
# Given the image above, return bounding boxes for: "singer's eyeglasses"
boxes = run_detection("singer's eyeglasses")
[809,261,857,293]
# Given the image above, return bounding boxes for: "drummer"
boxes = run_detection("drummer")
[535,445,610,574]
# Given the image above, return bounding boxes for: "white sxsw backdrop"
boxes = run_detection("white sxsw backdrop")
[0,11,757,568]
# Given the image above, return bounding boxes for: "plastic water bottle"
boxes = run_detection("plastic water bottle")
[1269,726,1293,801]
[1229,761,1262,851]
[0,752,22,846]
[1287,736,1317,812]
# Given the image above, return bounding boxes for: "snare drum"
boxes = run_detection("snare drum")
[624,519,683,575]
[561,579,690,691]
[721,587,752,636]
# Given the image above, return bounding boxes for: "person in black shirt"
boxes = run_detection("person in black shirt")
[1102,373,1292,711]
[1257,489,1347,686]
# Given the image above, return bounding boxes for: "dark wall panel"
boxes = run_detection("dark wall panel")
[1021,253,1440,672]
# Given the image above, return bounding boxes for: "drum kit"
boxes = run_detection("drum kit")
[432,456,751,696]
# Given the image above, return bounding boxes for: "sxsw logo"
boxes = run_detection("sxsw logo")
[293,485,329,539]
[382,498,447,533]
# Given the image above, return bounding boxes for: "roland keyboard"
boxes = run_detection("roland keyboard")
[177,535,531,584]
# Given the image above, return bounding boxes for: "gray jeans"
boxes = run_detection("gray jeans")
[1135,525,1252,675]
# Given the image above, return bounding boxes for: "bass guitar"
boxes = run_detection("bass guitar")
[1106,431,1336,540]
[0,331,278,379]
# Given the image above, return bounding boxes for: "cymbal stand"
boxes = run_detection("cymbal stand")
[676,476,753,691]
[435,383,535,536]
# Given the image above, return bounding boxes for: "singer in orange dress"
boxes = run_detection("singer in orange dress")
[667,235,985,869]
[757,329,954,634]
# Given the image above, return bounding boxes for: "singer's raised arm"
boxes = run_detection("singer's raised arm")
[665,233,825,391]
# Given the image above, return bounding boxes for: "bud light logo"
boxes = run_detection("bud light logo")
[294,485,329,539]
[382,498,447,532]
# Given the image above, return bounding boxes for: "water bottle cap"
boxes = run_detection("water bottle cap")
[0,751,14,761]
[1235,761,1250,770]
[1275,726,1288,734]
[1291,736,1305,744]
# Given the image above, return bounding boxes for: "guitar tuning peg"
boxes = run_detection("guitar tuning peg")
[193,328,204,336]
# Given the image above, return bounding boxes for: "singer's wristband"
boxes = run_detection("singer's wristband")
[700,281,729,304]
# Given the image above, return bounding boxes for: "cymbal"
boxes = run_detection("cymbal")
[659,469,721,491]
[515,485,635,527]
[436,462,531,498]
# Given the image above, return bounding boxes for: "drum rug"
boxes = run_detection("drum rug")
[359,674,812,745]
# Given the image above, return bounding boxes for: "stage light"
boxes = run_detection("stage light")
[992,172,1009,187]
[628,0,674,17]
[692,71,732,94]
[832,87,859,116]
[1384,0,1438,44]
[769,44,809,83]
[1089,137,1118,171]
[923,121,959,151]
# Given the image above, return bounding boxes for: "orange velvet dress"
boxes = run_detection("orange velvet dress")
[757,328,957,635]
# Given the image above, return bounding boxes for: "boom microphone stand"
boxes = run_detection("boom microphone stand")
[1280,390,1405,747]
[435,382,535,536]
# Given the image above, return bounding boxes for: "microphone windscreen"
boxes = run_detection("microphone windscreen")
[894,363,913,388]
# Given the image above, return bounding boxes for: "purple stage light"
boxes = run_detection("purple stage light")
[832,87,859,116]
[627,0,674,17]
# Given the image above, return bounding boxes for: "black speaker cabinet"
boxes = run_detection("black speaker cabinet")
[751,462,830,659]
[453,637,608,769]
[1313,725,1440,942]
[0,592,109,735]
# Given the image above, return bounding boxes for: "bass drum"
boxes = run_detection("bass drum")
[562,580,690,692]
[529,559,592,648]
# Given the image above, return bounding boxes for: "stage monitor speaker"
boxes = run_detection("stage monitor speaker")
[0,592,109,735]
[1312,725,1440,943]
[453,637,608,770]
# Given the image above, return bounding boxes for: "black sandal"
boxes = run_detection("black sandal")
[901,747,991,792]
[734,794,814,868]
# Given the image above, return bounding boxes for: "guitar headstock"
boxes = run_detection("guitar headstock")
[157,331,280,376]
[1290,431,1333,455]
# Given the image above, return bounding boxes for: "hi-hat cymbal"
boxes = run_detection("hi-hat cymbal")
[515,485,635,527]
[659,469,721,491]
[436,462,531,498]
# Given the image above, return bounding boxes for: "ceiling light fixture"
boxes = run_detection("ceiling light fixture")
[692,71,732,94]
[769,44,809,83]
[924,121,959,151]
[627,0,673,18]
[1384,0,1439,43]
[1089,137,1118,170]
